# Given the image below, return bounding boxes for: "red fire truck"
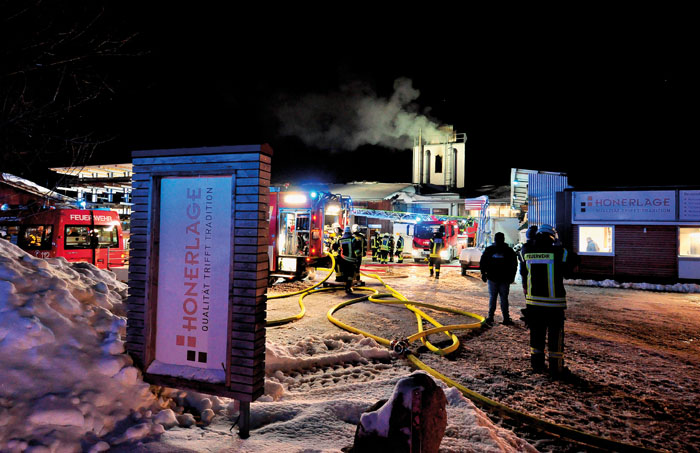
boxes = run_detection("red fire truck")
[0,208,127,269]
[410,219,463,263]
[268,190,352,282]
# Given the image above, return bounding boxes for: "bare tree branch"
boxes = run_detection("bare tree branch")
[0,0,143,179]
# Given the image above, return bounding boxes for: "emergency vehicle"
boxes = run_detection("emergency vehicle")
[0,208,127,269]
[411,219,462,262]
[268,190,352,283]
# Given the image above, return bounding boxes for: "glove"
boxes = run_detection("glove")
[481,274,487,282]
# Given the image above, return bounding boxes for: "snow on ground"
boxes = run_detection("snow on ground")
[0,241,539,452]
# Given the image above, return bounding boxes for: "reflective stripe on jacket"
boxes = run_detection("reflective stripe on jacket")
[380,237,390,251]
[340,236,360,262]
[521,245,569,308]
[429,238,444,258]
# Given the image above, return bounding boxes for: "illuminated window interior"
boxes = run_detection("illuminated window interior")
[679,227,700,257]
[578,226,613,254]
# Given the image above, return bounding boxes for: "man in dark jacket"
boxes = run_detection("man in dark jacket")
[480,232,518,325]
[519,224,577,376]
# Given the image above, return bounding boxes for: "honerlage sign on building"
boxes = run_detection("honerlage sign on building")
[574,190,676,222]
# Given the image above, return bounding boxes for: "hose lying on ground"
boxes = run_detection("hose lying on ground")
[267,261,663,453]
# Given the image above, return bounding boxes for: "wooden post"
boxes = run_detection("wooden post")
[239,401,251,439]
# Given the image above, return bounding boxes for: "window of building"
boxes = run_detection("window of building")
[434,155,443,174]
[19,225,53,250]
[679,227,700,257]
[578,226,613,255]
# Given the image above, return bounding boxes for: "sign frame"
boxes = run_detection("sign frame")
[126,145,272,437]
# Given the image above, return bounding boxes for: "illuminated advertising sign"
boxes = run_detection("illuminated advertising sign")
[574,191,676,222]
[155,176,232,378]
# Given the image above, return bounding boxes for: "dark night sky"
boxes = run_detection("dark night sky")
[63,6,700,189]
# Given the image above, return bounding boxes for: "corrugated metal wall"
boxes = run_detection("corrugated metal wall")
[528,173,570,227]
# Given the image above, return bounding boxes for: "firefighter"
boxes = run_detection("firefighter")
[379,233,391,264]
[351,224,365,283]
[331,225,344,282]
[339,226,362,292]
[519,224,577,377]
[370,231,379,262]
[395,233,404,263]
[428,227,445,279]
[388,232,395,262]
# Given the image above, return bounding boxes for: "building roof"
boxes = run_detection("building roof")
[1,173,73,203]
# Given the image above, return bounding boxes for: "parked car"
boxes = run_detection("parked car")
[459,247,482,275]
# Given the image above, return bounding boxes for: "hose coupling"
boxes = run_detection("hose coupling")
[390,338,410,355]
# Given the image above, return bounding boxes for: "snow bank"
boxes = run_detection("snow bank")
[566,278,700,293]
[0,240,166,452]
[266,333,393,374]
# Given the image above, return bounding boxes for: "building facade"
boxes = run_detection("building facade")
[563,188,700,282]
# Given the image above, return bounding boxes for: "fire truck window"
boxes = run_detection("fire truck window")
[19,225,53,250]
[94,226,119,248]
[1,225,19,244]
[64,226,92,249]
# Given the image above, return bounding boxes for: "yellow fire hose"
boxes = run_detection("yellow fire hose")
[267,257,663,452]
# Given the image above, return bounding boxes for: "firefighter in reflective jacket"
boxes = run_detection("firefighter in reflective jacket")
[379,233,391,264]
[428,228,445,279]
[370,231,379,262]
[351,224,365,283]
[339,226,362,291]
[519,224,577,376]
[395,233,404,263]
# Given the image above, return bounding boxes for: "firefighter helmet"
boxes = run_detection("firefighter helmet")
[351,224,359,233]
[536,224,557,243]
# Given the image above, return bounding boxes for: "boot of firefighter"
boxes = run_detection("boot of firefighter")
[429,265,433,277]
[345,278,353,293]
[531,350,546,373]
[549,352,565,377]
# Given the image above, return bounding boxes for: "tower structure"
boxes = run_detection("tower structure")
[412,126,466,189]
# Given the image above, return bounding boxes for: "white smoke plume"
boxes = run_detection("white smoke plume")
[275,78,444,150]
